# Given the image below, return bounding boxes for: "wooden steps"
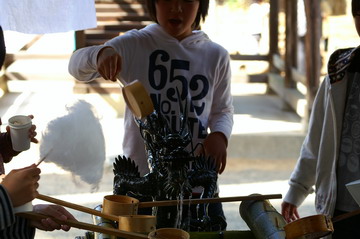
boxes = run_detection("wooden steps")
[76,0,151,49]
[73,0,151,93]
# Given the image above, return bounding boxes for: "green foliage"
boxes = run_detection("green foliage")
[219,0,269,11]
[220,0,251,9]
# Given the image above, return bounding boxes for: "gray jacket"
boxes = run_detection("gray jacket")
[284,47,360,216]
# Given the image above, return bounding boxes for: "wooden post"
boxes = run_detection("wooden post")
[269,0,279,73]
[303,0,321,118]
[75,30,86,50]
[284,0,298,89]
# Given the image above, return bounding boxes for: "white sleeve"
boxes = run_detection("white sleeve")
[284,80,328,207]
[68,45,106,82]
[208,53,234,140]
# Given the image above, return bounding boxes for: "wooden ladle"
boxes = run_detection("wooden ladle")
[284,209,360,239]
[33,193,281,237]
[120,79,154,119]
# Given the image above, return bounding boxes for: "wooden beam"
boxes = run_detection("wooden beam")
[304,0,321,110]
[272,54,285,72]
[284,0,297,88]
[230,54,269,61]
[268,73,306,118]
[269,0,279,73]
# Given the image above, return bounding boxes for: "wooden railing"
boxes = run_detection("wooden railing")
[268,53,307,119]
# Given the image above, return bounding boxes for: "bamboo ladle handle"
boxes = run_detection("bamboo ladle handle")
[17,212,148,239]
[37,193,282,213]
[36,194,119,222]
[138,193,283,208]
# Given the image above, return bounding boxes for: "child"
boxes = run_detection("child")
[69,0,234,230]
[282,1,360,237]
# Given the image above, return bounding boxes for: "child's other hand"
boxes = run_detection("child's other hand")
[281,201,300,223]
[203,132,228,174]
[97,46,122,82]
[1,164,41,207]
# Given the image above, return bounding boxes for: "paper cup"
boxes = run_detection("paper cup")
[8,115,32,151]
[13,201,33,213]
[148,228,189,239]
[118,215,156,234]
[102,195,139,216]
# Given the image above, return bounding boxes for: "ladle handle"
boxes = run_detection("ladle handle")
[36,194,119,222]
[116,78,126,89]
[332,208,360,223]
[17,212,148,239]
[138,193,282,208]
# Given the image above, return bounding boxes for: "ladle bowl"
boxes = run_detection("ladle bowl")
[148,228,189,239]
[122,79,154,119]
[103,195,139,216]
[119,215,156,234]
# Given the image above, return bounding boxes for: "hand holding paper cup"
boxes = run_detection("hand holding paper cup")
[8,115,32,151]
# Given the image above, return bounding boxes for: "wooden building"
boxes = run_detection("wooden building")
[0,0,349,127]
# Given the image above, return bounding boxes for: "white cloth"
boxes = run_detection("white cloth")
[247,2,269,35]
[0,0,97,34]
[69,23,234,177]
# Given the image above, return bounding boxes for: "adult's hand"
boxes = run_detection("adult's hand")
[1,165,40,207]
[31,204,77,231]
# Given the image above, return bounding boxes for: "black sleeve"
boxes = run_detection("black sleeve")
[0,132,20,163]
[0,26,5,69]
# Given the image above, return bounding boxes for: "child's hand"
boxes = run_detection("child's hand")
[97,46,122,82]
[1,164,41,207]
[203,132,228,174]
[281,201,300,223]
[31,204,77,231]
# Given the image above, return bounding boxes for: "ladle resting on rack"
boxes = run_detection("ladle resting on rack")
[36,193,282,215]
[19,193,280,238]
[284,208,360,239]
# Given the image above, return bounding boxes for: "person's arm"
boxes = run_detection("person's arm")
[0,164,40,234]
[0,115,38,163]
[205,52,234,174]
[0,132,19,163]
[0,185,35,237]
[68,45,113,82]
[0,184,15,230]
[282,79,328,221]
